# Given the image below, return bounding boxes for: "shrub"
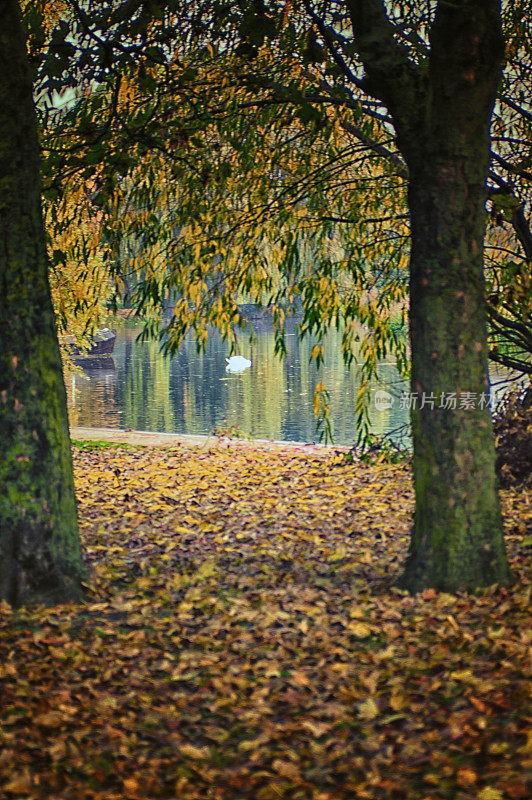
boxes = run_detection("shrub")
[493,384,532,488]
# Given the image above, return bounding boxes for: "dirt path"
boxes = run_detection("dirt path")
[70,426,343,455]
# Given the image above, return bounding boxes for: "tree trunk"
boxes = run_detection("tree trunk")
[0,0,85,606]
[397,163,512,592]
[346,0,513,591]
[395,1,512,592]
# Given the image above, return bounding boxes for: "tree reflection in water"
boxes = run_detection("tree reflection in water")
[70,322,512,446]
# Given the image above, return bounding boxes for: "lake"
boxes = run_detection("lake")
[65,320,509,447]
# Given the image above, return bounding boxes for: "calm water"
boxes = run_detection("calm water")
[65,321,508,446]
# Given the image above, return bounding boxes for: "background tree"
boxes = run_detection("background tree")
[0,0,85,607]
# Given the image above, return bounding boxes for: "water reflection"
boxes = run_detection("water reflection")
[68,357,121,429]
[66,322,508,446]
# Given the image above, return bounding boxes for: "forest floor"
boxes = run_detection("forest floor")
[0,438,530,800]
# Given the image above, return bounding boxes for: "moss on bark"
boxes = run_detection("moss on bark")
[0,0,85,607]
[395,2,512,592]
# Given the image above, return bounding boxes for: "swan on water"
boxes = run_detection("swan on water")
[226,355,251,373]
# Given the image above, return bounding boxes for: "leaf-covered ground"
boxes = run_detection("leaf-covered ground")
[1,441,530,800]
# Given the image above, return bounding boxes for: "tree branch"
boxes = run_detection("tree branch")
[344,0,420,115]
[488,349,531,374]
[487,305,532,345]
[427,0,505,130]
[301,0,365,90]
[491,150,532,182]
[500,95,532,123]
[512,204,532,261]
[341,120,408,178]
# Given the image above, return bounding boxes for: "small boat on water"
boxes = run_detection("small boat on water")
[63,328,117,357]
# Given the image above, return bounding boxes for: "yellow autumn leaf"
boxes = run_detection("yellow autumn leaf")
[179,743,210,760]
[34,711,64,728]
[358,698,379,721]
[389,693,406,711]
[329,545,347,561]
[450,669,474,681]
[517,728,532,754]
[272,759,301,781]
[477,788,504,800]
[348,621,372,638]
[238,734,270,751]
[193,560,217,580]
[3,771,32,793]
[301,720,332,738]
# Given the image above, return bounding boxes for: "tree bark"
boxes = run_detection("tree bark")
[348,0,512,591]
[399,163,512,591]
[0,0,85,606]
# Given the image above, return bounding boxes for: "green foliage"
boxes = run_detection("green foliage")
[24,0,531,435]
[27,1,413,444]
[71,439,126,450]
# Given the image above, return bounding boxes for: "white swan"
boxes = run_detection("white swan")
[226,355,251,373]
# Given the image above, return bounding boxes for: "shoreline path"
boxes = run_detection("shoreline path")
[70,426,344,455]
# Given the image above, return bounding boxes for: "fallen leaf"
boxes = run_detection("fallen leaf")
[358,698,379,721]
[179,744,210,760]
[478,788,504,800]
[456,767,477,786]
[348,621,371,638]
[272,759,301,781]
[3,771,32,794]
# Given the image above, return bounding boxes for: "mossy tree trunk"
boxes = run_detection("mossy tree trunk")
[401,163,511,591]
[348,0,512,591]
[0,0,85,606]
